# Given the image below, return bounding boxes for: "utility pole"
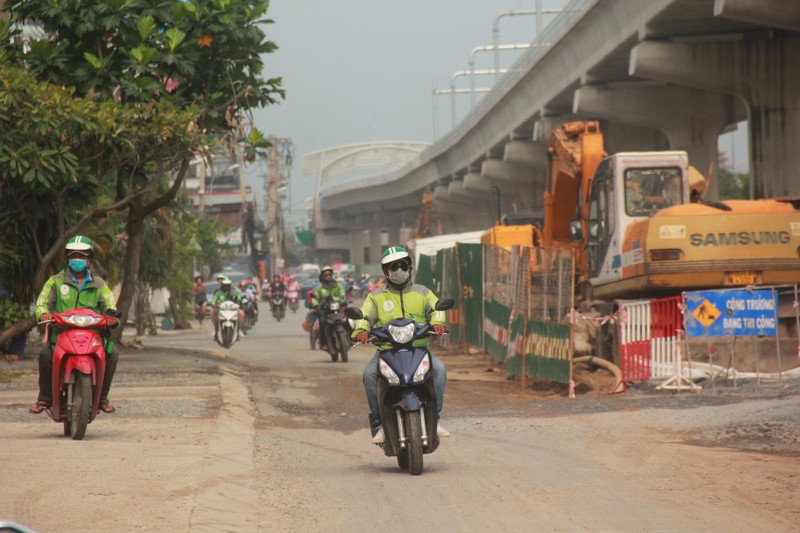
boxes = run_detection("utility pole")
[265,135,295,276]
[266,136,281,276]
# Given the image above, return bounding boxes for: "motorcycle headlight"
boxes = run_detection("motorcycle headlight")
[413,354,430,384]
[387,323,415,344]
[329,302,340,311]
[379,359,400,385]
[63,314,103,327]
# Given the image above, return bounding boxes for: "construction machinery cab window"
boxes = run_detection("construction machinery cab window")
[587,171,615,276]
[625,168,682,217]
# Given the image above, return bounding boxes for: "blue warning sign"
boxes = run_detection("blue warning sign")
[684,289,778,338]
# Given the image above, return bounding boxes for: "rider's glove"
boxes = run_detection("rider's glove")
[356,331,369,344]
[432,324,447,336]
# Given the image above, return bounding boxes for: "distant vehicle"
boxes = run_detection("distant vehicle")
[366,275,384,293]
[299,263,320,274]
[299,278,317,298]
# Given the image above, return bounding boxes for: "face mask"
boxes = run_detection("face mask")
[68,258,88,273]
[388,269,410,285]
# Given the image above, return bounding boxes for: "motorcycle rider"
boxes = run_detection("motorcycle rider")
[287,276,301,306]
[239,279,259,321]
[30,235,120,414]
[210,276,245,339]
[312,266,345,351]
[352,246,449,444]
[267,274,287,313]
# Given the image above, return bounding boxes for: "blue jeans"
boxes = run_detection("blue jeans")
[362,351,446,428]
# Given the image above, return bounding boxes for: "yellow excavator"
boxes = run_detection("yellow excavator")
[485,120,800,301]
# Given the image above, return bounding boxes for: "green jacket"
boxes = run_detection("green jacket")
[211,288,242,306]
[35,269,116,317]
[312,281,344,307]
[35,269,117,347]
[352,282,445,348]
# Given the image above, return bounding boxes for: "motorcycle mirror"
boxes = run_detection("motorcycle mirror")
[435,298,454,311]
[344,307,363,320]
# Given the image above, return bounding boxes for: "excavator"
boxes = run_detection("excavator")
[486,120,800,302]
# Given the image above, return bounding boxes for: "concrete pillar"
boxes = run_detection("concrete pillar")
[387,226,401,248]
[631,37,800,198]
[368,228,383,266]
[576,85,745,199]
[349,229,366,267]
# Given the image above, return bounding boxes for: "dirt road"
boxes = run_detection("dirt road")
[1,310,799,532]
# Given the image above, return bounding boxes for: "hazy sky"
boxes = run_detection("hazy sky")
[251,0,748,225]
[252,0,563,223]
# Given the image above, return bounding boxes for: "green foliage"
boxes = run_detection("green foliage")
[0,0,284,331]
[718,168,750,200]
[3,0,284,143]
[0,64,205,302]
[0,298,31,328]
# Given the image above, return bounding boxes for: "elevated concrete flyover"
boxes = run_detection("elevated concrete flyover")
[315,0,800,262]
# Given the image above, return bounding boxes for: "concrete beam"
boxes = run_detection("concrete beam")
[714,0,800,33]
[481,159,533,182]
[631,37,800,198]
[576,85,745,199]
[503,140,549,169]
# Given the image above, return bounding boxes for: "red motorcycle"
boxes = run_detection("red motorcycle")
[40,308,116,440]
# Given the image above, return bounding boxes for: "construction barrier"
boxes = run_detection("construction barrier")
[619,296,682,382]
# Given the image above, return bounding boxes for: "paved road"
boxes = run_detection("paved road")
[2,307,800,532]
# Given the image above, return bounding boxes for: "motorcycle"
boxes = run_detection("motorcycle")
[241,296,258,331]
[214,300,240,348]
[345,298,454,475]
[271,294,286,322]
[320,298,351,363]
[38,308,119,440]
[287,289,299,313]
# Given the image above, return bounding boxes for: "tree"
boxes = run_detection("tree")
[1,1,283,342]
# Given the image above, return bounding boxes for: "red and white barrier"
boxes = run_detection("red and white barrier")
[619,296,682,382]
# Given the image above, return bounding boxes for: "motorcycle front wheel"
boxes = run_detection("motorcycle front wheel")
[336,329,349,363]
[406,410,424,475]
[69,373,92,440]
[222,327,233,348]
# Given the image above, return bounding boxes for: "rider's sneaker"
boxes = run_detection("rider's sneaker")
[371,425,385,444]
[240,329,246,336]
[437,422,450,438]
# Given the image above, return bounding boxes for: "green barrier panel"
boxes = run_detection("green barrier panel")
[415,254,435,290]
[439,247,462,342]
[524,320,572,383]
[457,243,483,348]
[483,299,510,363]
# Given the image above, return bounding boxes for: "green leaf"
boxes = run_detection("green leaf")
[137,15,157,40]
[165,27,186,52]
[84,52,102,70]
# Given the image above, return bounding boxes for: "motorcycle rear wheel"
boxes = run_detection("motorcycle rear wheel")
[70,373,92,440]
[406,410,424,475]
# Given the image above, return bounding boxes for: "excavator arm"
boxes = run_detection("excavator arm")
[543,121,605,246]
